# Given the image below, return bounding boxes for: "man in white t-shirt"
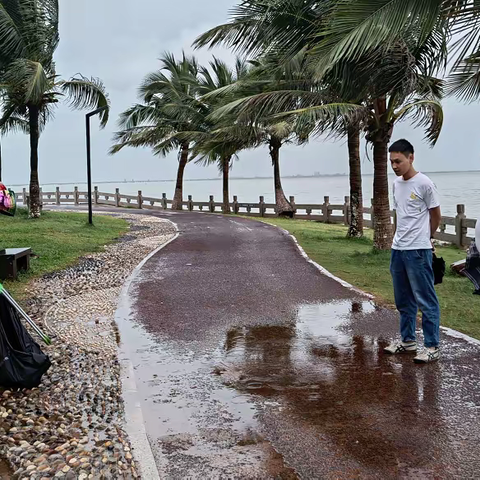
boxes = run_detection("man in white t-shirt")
[384,139,442,363]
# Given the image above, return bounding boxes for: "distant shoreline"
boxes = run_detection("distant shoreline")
[8,169,480,187]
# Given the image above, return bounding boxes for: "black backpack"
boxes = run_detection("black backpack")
[0,295,51,388]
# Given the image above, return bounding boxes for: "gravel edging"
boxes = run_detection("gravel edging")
[0,212,176,480]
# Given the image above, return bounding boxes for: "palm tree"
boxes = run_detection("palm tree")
[203,56,319,217]
[111,53,204,210]
[0,0,110,217]
[193,58,250,214]
[195,0,447,249]
[195,1,366,229]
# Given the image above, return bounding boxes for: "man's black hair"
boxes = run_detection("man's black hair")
[389,139,414,156]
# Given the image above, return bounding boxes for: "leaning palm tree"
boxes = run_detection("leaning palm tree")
[195,1,366,230]
[0,0,110,217]
[195,0,448,249]
[111,53,204,210]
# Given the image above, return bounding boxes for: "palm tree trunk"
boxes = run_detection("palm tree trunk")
[222,155,231,214]
[269,136,294,217]
[347,126,363,237]
[172,142,189,211]
[28,105,41,218]
[371,97,393,250]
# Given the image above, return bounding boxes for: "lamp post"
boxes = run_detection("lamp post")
[86,106,108,225]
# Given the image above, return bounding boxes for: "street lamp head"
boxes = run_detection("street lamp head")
[86,105,109,119]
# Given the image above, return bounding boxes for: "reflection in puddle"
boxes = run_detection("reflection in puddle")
[117,301,297,478]
[218,300,451,477]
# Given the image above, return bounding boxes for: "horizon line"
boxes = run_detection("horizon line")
[8,169,480,187]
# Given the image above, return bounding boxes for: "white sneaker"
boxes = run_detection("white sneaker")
[414,347,440,364]
[384,341,417,354]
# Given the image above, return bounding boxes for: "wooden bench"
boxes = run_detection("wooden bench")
[0,248,32,280]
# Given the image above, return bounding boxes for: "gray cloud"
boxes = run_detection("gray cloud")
[3,0,480,188]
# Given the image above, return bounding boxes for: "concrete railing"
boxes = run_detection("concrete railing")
[17,187,476,248]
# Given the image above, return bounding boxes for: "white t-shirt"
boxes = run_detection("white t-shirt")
[392,172,440,250]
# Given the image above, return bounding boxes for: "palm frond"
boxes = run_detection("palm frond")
[393,99,444,145]
[447,52,480,101]
[0,114,28,134]
[4,58,50,104]
[117,104,164,130]
[60,75,110,127]
[0,2,25,60]
[311,0,445,76]
[193,0,328,59]
[110,125,176,154]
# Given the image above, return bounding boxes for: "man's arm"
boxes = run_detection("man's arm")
[430,206,442,239]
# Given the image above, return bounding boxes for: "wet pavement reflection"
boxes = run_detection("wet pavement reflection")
[216,300,461,478]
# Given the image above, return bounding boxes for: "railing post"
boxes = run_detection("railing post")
[94,186,99,205]
[259,196,266,217]
[23,188,29,209]
[455,204,467,247]
[115,188,121,208]
[162,193,168,210]
[137,190,143,209]
[344,196,350,226]
[323,196,330,223]
[289,196,296,218]
[55,187,60,206]
[209,195,215,213]
[74,186,79,205]
[233,196,239,214]
[188,195,193,212]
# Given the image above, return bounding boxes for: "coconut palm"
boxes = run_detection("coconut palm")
[0,0,110,217]
[111,53,204,210]
[196,1,367,231]
[189,58,251,214]
[195,0,447,249]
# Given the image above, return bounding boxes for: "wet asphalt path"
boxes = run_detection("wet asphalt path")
[115,209,480,479]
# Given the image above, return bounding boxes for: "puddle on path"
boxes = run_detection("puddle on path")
[215,299,458,478]
[117,295,297,478]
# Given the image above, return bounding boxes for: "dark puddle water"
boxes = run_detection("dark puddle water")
[216,299,456,477]
[117,296,296,478]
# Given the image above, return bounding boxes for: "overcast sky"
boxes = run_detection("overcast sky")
[3,0,480,186]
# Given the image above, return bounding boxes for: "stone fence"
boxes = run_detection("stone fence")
[18,187,476,248]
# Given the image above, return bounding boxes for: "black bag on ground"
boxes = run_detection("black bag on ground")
[0,295,51,388]
[433,254,446,285]
[463,241,480,293]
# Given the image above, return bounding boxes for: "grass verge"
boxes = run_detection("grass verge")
[1,209,129,299]
[249,217,480,340]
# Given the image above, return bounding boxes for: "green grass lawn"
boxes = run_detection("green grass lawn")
[250,217,480,340]
[1,209,128,299]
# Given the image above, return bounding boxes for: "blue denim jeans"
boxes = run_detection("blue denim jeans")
[390,249,440,348]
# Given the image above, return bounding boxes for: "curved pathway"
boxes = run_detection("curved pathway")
[113,209,480,479]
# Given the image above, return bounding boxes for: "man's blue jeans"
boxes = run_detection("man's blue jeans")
[390,249,440,348]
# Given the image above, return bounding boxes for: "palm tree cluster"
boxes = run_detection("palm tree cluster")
[114,0,480,249]
[0,0,110,217]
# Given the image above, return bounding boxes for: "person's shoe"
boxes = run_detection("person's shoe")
[413,347,440,364]
[384,341,417,354]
